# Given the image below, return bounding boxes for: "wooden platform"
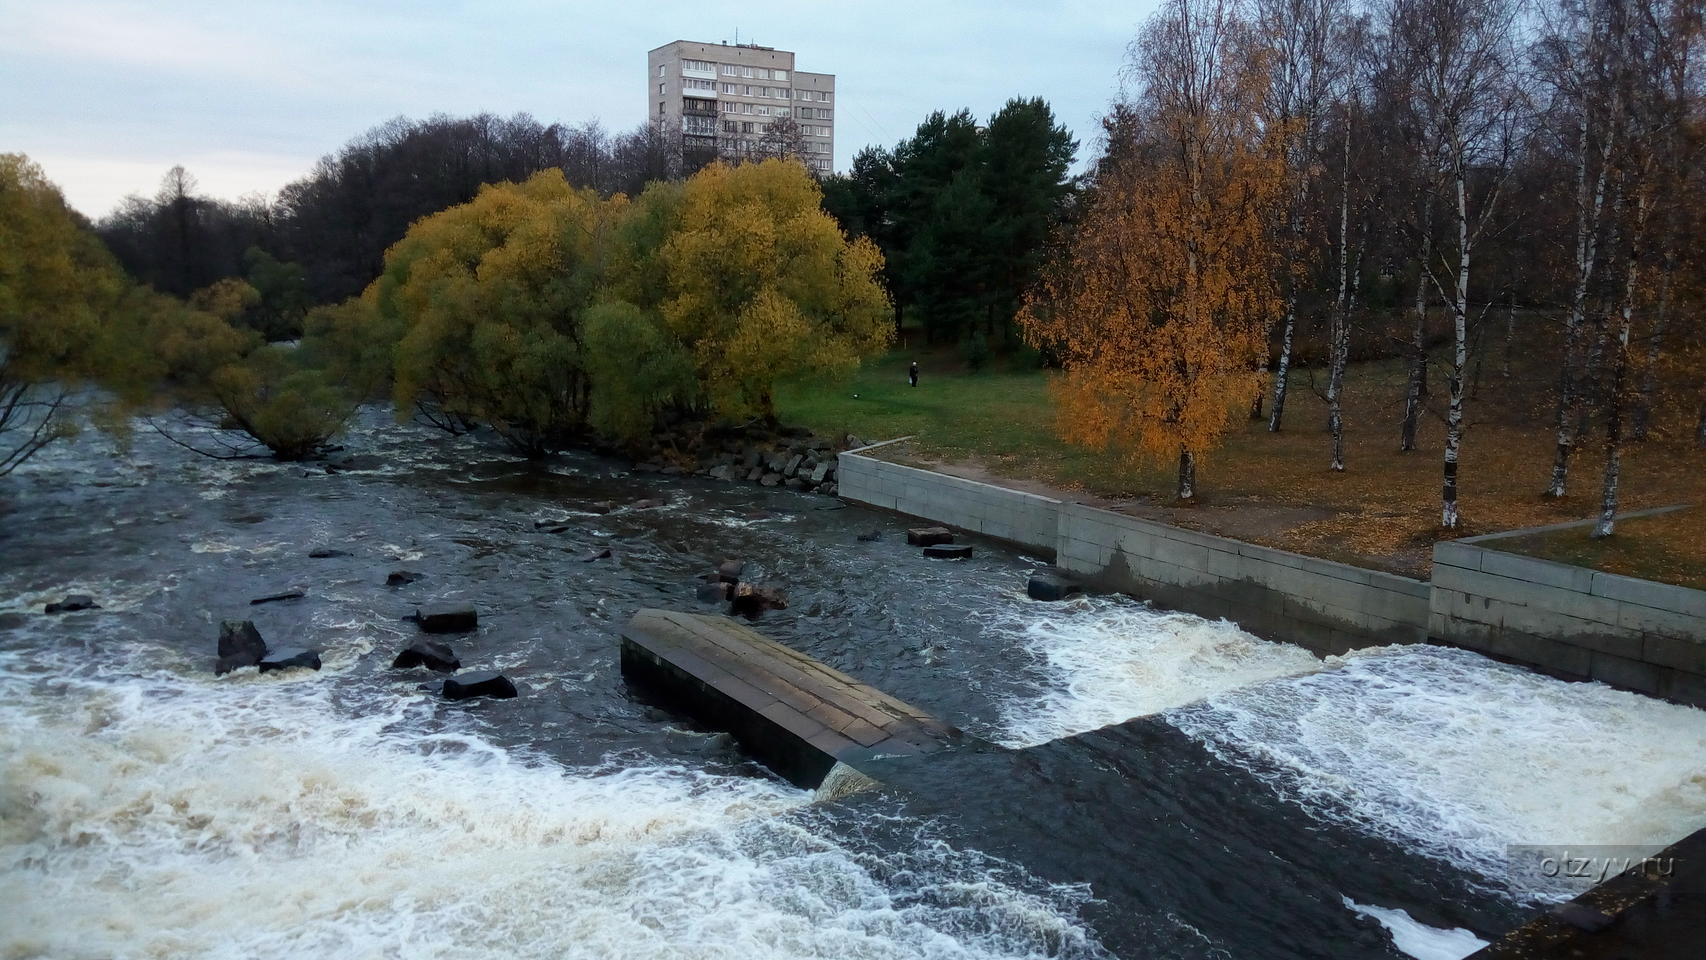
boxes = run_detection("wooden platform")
[619,609,963,788]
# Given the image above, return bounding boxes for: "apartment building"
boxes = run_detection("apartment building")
[646,40,835,176]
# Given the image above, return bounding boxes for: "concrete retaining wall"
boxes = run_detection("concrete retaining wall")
[1056,502,1429,656]
[1432,528,1706,704]
[836,443,1060,555]
[837,444,1703,703]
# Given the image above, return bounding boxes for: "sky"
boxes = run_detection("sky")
[0,0,1155,221]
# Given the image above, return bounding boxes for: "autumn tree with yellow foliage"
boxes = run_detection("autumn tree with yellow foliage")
[1020,0,1283,500]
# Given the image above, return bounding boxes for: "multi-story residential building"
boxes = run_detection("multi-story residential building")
[646,40,835,176]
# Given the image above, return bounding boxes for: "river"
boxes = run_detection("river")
[3,409,1703,959]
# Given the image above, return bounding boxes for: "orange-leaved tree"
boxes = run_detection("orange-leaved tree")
[1019,0,1283,500]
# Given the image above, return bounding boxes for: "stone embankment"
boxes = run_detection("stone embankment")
[629,425,864,497]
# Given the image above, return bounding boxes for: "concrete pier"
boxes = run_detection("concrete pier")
[619,609,963,787]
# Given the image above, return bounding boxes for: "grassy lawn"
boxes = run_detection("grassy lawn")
[777,345,1706,580]
[1490,508,1706,591]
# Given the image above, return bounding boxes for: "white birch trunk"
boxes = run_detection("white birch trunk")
[1442,165,1470,530]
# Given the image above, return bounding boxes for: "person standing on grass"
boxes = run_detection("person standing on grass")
[909,361,919,388]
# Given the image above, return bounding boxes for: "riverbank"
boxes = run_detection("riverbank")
[777,351,1706,581]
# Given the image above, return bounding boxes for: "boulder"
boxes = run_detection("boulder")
[215,620,267,675]
[258,648,322,673]
[820,482,837,496]
[416,604,478,634]
[743,449,763,469]
[856,530,882,542]
[629,498,667,510]
[537,524,571,535]
[580,547,612,562]
[759,473,782,487]
[783,453,804,478]
[249,590,305,606]
[308,548,351,559]
[443,671,518,701]
[785,477,808,490]
[43,594,99,614]
[717,559,745,583]
[392,639,460,672]
[907,527,954,547]
[745,467,764,482]
[696,581,732,604]
[1027,570,1085,602]
[729,583,788,619]
[923,544,973,560]
[386,570,423,587]
[810,461,833,484]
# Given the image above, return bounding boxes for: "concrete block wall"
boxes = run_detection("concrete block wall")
[1055,502,1429,656]
[1431,538,1706,705]
[836,448,1060,554]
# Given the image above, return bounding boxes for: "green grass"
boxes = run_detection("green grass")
[1491,508,1706,591]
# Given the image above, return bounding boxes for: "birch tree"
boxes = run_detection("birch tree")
[1020,0,1283,500]
[1387,0,1525,529]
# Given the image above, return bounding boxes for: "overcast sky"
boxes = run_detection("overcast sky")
[0,0,1156,220]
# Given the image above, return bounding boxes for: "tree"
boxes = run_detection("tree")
[0,154,133,475]
[1386,0,1525,529]
[368,170,626,456]
[614,159,893,421]
[980,98,1079,335]
[1021,0,1283,500]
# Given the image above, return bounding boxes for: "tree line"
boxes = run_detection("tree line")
[95,113,716,328]
[2,154,890,471]
[1021,0,1704,537]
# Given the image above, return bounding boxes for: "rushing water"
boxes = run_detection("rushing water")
[3,410,1703,960]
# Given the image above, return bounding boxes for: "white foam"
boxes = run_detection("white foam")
[1342,898,1488,960]
[0,650,1100,959]
[988,596,1323,747]
[1168,645,1706,898]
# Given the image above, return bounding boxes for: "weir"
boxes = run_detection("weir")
[618,609,966,787]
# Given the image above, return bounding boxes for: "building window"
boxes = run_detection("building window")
[658,82,665,94]
[657,64,664,77]
[756,105,769,116]
[685,115,716,136]
[721,64,737,75]
[658,101,664,115]
[685,78,715,91]
[775,107,790,118]
[741,66,753,77]
[723,120,737,132]
[741,102,752,114]
[818,91,830,102]
[722,101,737,113]
[741,122,754,133]
[682,58,715,73]
[774,70,788,81]
[817,110,830,120]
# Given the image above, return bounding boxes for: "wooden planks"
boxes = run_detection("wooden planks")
[619,609,961,787]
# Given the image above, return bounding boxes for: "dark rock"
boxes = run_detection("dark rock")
[923,544,973,560]
[746,467,764,481]
[810,461,833,484]
[661,464,686,476]
[785,477,808,490]
[580,547,612,562]
[629,498,667,510]
[820,482,837,496]
[392,639,460,672]
[907,527,954,547]
[717,559,745,583]
[216,620,267,675]
[783,453,804,478]
[742,449,762,469]
[697,581,732,604]
[443,671,518,701]
[249,590,305,606]
[416,604,478,634]
[1027,570,1085,602]
[759,473,782,487]
[258,647,322,673]
[584,501,618,515]
[386,571,423,587]
[729,583,788,619]
[538,524,571,535]
[308,548,351,559]
[231,513,266,524]
[845,434,865,449]
[856,530,882,542]
[43,594,99,614]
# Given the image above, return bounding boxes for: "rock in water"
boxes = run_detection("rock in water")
[1027,570,1084,601]
[923,544,973,560]
[856,530,882,542]
[386,570,423,587]
[907,527,954,547]
[392,639,460,672]
[416,604,478,634]
[717,559,745,583]
[308,547,352,559]
[729,583,788,619]
[443,671,518,701]
[43,594,99,614]
[249,590,305,606]
[216,620,267,675]
[696,581,732,604]
[258,648,322,673]
[580,547,612,562]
